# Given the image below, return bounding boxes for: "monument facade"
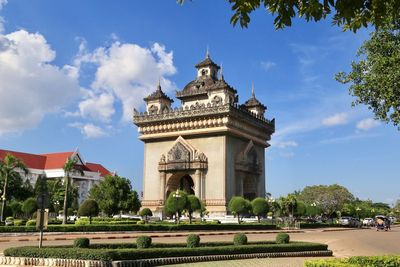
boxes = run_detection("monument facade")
[133,53,275,217]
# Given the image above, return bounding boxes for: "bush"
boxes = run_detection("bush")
[186,234,200,248]
[73,238,90,248]
[25,220,36,226]
[14,220,25,226]
[233,233,247,245]
[276,233,290,244]
[6,216,14,221]
[4,242,329,261]
[305,259,357,267]
[136,235,152,249]
[22,198,38,218]
[77,200,99,224]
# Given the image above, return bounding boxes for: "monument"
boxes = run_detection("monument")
[133,52,275,217]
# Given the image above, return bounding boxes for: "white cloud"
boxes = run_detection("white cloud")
[322,112,348,127]
[356,118,380,131]
[320,133,380,144]
[279,151,295,158]
[78,92,115,122]
[275,140,298,148]
[75,41,177,122]
[260,61,276,71]
[0,30,80,135]
[69,122,106,138]
[0,0,7,10]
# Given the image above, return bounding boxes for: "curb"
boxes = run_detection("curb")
[0,250,333,267]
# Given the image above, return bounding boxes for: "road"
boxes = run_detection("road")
[0,226,399,266]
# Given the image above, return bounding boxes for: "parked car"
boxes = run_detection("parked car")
[338,217,361,227]
[362,218,375,226]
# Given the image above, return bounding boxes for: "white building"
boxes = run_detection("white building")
[0,149,110,204]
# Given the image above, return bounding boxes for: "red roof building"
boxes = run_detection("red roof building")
[0,149,111,203]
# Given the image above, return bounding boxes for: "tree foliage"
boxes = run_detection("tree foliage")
[139,208,153,223]
[164,190,188,224]
[297,184,354,217]
[251,197,269,223]
[22,197,37,219]
[0,153,29,221]
[228,196,251,224]
[178,0,400,32]
[186,194,201,224]
[77,199,99,224]
[127,190,141,214]
[89,175,134,216]
[62,157,84,224]
[336,22,400,128]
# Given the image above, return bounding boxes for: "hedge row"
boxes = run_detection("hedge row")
[5,242,328,261]
[305,256,400,267]
[0,223,277,233]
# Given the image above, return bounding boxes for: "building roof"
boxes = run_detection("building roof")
[244,85,267,110]
[144,83,174,103]
[0,149,110,176]
[195,56,220,69]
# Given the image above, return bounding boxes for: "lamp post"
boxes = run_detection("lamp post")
[172,189,181,224]
[356,207,361,219]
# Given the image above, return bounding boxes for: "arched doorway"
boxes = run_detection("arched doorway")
[166,173,195,198]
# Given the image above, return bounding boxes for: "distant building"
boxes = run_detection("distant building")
[133,52,275,217]
[0,149,110,203]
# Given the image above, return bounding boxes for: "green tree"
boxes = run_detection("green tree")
[22,197,37,219]
[127,190,141,214]
[228,196,250,224]
[77,199,99,224]
[251,197,269,223]
[62,158,84,224]
[186,195,201,224]
[178,0,400,32]
[336,22,400,128]
[8,200,22,218]
[279,194,297,218]
[294,201,307,218]
[89,175,133,216]
[164,190,188,224]
[139,208,153,224]
[47,178,64,213]
[297,184,354,218]
[0,153,29,222]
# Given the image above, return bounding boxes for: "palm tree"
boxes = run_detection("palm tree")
[62,157,84,224]
[0,153,29,222]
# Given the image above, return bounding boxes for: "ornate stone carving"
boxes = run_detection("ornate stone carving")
[148,105,158,115]
[167,142,190,162]
[159,154,166,163]
[211,96,222,105]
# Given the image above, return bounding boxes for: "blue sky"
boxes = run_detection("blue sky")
[0,0,399,205]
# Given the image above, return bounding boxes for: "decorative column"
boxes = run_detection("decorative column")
[160,171,166,201]
[194,169,201,198]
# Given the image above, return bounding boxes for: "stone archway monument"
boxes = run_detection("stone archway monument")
[133,53,275,217]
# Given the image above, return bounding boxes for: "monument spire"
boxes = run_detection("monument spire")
[206,45,210,58]
[219,63,224,80]
[251,81,255,98]
[157,77,162,91]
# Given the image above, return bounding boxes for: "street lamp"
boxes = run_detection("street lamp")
[172,189,181,224]
[356,207,361,219]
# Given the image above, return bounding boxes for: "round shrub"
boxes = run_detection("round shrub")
[186,234,200,248]
[233,233,247,245]
[136,235,152,249]
[276,233,290,244]
[136,220,145,225]
[74,238,90,248]
[14,219,24,226]
[25,219,36,226]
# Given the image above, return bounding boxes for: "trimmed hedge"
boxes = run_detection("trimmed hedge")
[136,236,152,249]
[233,233,247,245]
[4,242,328,261]
[276,233,290,244]
[0,223,277,233]
[305,256,400,267]
[73,238,90,248]
[187,234,200,248]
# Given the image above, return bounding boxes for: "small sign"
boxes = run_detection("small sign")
[36,209,49,230]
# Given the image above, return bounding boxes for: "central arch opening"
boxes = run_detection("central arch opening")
[166,173,195,197]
